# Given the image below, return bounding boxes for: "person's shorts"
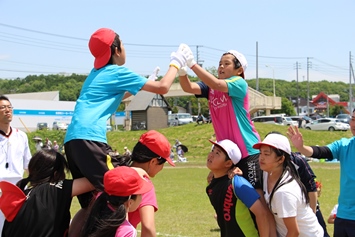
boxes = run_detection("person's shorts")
[64,139,123,208]
[236,153,262,190]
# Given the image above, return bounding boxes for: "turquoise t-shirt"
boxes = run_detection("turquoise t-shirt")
[65,65,147,144]
[327,136,355,220]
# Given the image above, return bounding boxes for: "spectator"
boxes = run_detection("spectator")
[44,137,52,149]
[34,137,43,151]
[123,146,131,156]
[328,204,339,224]
[52,140,59,152]
[0,95,31,233]
[177,146,187,162]
[0,149,94,237]
[298,117,303,128]
[196,113,204,125]
[80,166,153,237]
[174,139,182,153]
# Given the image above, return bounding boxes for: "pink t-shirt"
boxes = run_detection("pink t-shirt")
[115,219,137,237]
[128,185,158,228]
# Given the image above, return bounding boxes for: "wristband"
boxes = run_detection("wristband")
[333,214,336,219]
[191,64,196,69]
[170,64,179,70]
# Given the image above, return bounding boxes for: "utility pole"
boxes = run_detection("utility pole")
[196,46,204,67]
[295,61,300,115]
[307,57,312,116]
[256,41,259,91]
[350,51,353,113]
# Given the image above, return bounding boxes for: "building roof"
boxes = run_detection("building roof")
[125,91,170,111]
[5,91,60,101]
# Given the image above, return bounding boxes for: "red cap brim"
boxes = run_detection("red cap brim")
[0,181,26,222]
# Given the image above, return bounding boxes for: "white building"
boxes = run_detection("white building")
[5,91,125,132]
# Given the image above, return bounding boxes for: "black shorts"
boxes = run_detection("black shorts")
[236,153,262,190]
[64,139,122,208]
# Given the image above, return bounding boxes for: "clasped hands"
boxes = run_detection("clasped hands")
[169,43,197,76]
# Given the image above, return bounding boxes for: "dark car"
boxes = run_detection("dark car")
[335,114,351,124]
[37,122,48,130]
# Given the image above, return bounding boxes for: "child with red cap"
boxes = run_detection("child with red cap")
[63,27,186,235]
[80,166,153,237]
[126,130,174,236]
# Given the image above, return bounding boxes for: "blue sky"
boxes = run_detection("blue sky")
[0,0,354,84]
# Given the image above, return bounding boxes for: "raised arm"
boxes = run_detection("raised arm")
[178,67,202,95]
[287,126,314,157]
[181,44,229,93]
[142,45,186,95]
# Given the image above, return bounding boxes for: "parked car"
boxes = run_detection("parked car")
[106,124,113,131]
[168,113,193,126]
[304,118,350,131]
[290,115,313,128]
[251,115,283,125]
[37,122,48,130]
[282,117,299,126]
[335,114,351,124]
[52,121,68,130]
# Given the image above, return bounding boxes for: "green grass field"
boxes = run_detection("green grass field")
[32,123,348,237]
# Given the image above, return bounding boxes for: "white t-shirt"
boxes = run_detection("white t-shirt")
[0,127,32,234]
[263,171,324,237]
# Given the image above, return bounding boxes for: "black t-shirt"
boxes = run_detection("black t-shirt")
[2,180,73,237]
[206,175,258,237]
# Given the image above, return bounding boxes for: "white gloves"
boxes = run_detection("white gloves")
[170,44,187,70]
[178,66,187,76]
[148,66,160,81]
[180,44,197,68]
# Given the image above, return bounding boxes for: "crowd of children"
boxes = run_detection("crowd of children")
[0,26,349,237]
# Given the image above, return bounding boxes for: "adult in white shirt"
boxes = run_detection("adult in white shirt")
[0,95,32,233]
[253,133,323,237]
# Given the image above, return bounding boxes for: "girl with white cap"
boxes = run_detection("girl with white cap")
[253,133,323,237]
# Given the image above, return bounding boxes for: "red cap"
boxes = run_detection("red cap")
[139,130,175,166]
[104,166,153,197]
[88,28,116,69]
[0,181,26,221]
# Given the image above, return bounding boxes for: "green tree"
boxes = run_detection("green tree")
[271,97,296,116]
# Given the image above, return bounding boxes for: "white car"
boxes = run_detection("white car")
[304,118,350,131]
[52,121,68,130]
[282,117,299,127]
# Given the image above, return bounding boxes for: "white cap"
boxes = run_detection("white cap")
[253,134,291,155]
[124,147,127,150]
[227,50,248,72]
[209,139,242,164]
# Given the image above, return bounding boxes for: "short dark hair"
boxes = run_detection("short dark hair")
[0,95,10,102]
[107,34,122,66]
[222,52,242,69]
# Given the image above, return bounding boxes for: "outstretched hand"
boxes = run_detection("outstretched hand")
[148,66,160,81]
[286,125,304,149]
[180,44,197,68]
[169,44,188,70]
